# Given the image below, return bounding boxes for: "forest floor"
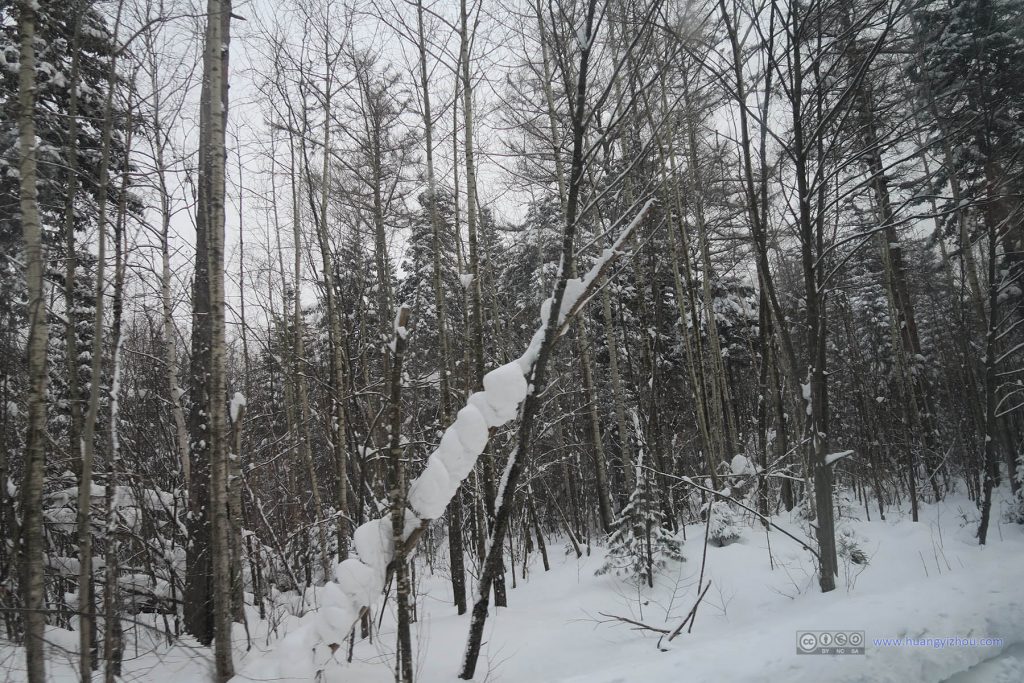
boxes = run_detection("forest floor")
[3,486,1024,682]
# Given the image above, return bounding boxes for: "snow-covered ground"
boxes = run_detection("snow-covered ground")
[3,489,1023,682]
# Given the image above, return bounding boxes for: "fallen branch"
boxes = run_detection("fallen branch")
[659,580,712,649]
[596,579,712,648]
[597,612,670,635]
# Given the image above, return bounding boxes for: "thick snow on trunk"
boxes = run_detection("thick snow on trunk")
[227,202,654,681]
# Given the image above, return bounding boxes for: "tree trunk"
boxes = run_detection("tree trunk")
[16,3,49,680]
[417,0,466,612]
[459,0,505,606]
[461,0,600,673]
[151,60,192,492]
[535,0,614,530]
[288,126,330,579]
[103,143,131,682]
[61,11,84,487]
[790,9,837,593]
[650,67,719,483]
[197,0,234,677]
[682,77,738,465]
[307,76,352,564]
[388,308,413,683]
[185,0,215,643]
[76,4,124,674]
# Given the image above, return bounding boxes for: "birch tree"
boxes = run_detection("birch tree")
[15,1,49,679]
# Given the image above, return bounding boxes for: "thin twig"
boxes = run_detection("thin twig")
[660,580,713,647]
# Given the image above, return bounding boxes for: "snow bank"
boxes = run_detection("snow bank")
[8,491,1022,683]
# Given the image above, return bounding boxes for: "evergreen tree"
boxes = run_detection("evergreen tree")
[0,0,135,289]
[597,412,683,587]
[0,0,136,648]
[397,188,462,373]
[705,499,741,547]
[914,0,1024,290]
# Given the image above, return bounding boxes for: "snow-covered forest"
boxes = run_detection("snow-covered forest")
[1,0,1023,680]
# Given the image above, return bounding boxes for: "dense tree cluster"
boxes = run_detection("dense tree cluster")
[1,0,1022,680]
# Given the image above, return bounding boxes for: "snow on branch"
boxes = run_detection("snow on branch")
[229,392,247,424]
[824,450,853,466]
[230,199,656,682]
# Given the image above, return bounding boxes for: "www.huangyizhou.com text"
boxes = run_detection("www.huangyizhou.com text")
[873,636,1005,649]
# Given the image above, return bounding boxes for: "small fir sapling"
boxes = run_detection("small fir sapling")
[705,500,741,547]
[597,442,683,586]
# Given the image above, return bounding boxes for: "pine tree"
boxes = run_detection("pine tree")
[397,188,461,373]
[914,0,1024,538]
[597,414,683,588]
[705,500,741,548]
[0,0,136,305]
[0,0,134,664]
[913,0,1024,304]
